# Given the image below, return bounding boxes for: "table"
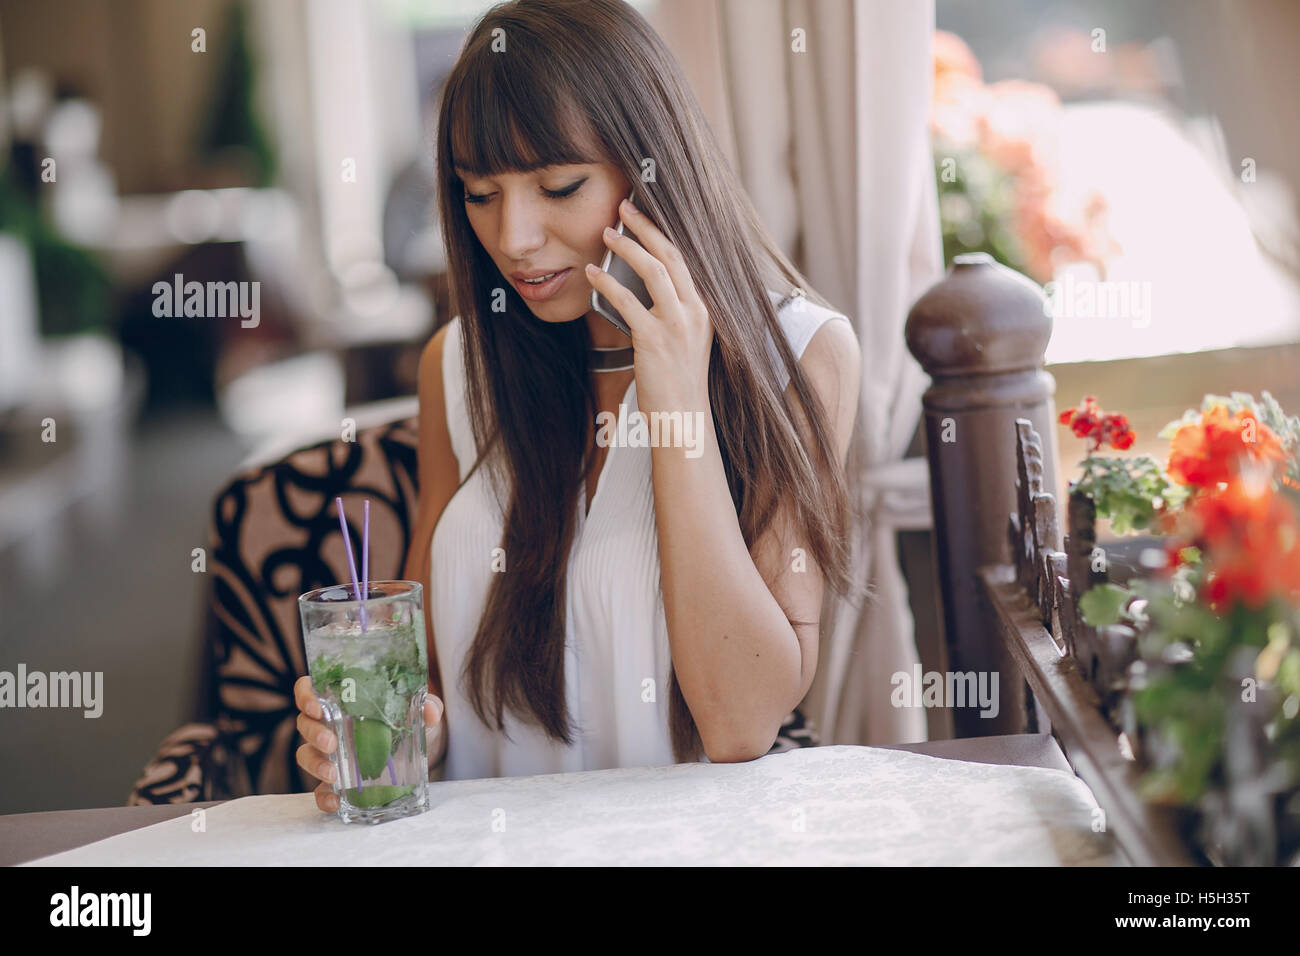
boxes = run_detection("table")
[1,734,1069,866]
[6,736,1122,866]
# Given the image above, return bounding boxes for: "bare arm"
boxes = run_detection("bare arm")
[586,201,861,762]
[649,317,861,761]
[403,320,462,770]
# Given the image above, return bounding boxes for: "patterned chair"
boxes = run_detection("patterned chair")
[128,408,819,804]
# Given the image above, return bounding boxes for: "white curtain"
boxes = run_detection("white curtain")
[651,0,942,745]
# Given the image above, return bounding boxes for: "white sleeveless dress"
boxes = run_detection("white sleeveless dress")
[429,289,850,780]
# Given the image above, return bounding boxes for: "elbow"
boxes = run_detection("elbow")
[701,729,773,764]
[696,694,794,764]
[704,741,766,764]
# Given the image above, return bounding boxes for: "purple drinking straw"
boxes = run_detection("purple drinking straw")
[334,496,367,632]
[368,503,396,791]
[361,498,370,614]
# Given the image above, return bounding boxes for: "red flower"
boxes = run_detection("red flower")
[1162,539,1185,570]
[1059,396,1136,453]
[1072,413,1097,438]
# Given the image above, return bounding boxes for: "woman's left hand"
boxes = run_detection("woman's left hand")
[585,198,713,412]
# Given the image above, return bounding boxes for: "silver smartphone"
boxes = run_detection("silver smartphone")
[591,191,654,337]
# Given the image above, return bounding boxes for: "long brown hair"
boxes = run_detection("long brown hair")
[434,0,866,762]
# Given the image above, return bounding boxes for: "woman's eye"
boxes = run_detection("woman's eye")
[543,178,585,199]
[463,179,585,205]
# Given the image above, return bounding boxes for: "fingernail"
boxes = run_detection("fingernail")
[621,198,635,213]
[603,226,616,240]
[584,263,597,275]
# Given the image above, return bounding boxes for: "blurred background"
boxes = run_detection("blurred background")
[1,0,1298,812]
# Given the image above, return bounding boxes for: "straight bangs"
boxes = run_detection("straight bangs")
[446,33,605,181]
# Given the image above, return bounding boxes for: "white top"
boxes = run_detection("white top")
[429,290,850,780]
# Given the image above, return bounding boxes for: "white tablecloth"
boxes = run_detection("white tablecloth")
[24,745,1123,865]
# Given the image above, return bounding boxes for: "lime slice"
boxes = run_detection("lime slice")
[345,785,414,808]
[353,719,392,780]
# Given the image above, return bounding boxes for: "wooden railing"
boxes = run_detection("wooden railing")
[905,253,1203,865]
[982,420,1201,865]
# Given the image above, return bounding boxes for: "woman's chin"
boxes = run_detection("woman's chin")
[523,294,588,324]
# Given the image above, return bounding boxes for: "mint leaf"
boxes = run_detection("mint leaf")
[383,685,409,729]
[309,655,345,690]
[339,667,391,723]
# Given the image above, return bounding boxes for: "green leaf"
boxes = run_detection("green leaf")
[1073,455,1180,537]
[339,667,391,723]
[309,655,345,690]
[1080,583,1131,628]
[382,686,409,729]
[1278,648,1300,698]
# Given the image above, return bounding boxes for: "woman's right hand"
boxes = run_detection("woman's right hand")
[294,675,446,814]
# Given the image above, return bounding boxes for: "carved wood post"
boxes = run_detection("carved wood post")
[904,253,1061,736]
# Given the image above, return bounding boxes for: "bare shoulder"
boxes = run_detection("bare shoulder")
[419,318,455,383]
[799,315,860,393]
[792,315,860,463]
[416,318,459,436]
[415,319,460,502]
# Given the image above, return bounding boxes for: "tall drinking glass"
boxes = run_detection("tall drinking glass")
[299,581,429,824]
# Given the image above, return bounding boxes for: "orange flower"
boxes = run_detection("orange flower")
[1166,405,1287,489]
[1187,480,1300,611]
[934,30,983,88]
[931,31,986,146]
[930,31,1119,282]
[976,81,1062,178]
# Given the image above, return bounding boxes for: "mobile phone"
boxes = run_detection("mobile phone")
[590,192,654,337]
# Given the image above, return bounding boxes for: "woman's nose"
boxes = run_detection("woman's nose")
[497,194,547,261]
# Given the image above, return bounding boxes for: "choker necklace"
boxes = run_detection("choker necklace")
[590,344,635,373]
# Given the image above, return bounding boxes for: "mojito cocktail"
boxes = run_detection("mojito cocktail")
[300,581,429,824]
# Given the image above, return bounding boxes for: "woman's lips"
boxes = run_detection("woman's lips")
[514,267,572,302]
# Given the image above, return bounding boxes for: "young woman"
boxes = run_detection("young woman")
[295,0,864,811]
